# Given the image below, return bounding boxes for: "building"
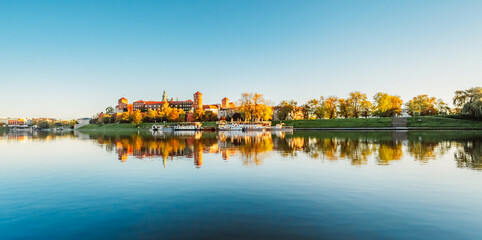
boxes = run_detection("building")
[217,97,238,119]
[7,119,25,126]
[115,91,226,117]
[116,97,132,113]
[193,91,203,109]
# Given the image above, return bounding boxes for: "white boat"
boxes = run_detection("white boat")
[172,122,202,131]
[218,123,243,131]
[217,120,270,131]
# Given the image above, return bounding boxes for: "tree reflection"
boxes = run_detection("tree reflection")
[5,130,481,171]
[455,141,482,170]
[377,142,403,165]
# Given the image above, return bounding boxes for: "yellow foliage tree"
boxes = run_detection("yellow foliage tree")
[373,92,402,117]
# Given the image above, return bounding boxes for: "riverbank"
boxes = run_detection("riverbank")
[78,116,482,131]
[79,122,217,131]
[274,116,482,130]
[272,118,393,128]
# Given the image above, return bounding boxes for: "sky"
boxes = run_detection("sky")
[1,0,481,119]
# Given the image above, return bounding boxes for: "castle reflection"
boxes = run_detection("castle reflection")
[2,130,481,170]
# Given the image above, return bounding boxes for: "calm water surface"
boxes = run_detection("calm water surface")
[1,130,482,239]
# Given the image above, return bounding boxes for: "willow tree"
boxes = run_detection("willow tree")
[454,87,482,118]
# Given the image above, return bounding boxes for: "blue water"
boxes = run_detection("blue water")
[1,130,481,239]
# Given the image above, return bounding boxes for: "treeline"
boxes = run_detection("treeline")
[31,119,78,129]
[276,87,481,120]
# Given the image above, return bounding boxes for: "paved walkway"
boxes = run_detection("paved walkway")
[392,117,407,128]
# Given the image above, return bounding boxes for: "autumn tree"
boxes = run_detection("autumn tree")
[323,96,338,119]
[302,98,324,119]
[347,91,368,118]
[338,98,350,118]
[360,98,372,118]
[406,95,438,116]
[239,92,273,121]
[373,92,403,117]
[143,110,158,122]
[118,112,130,123]
[130,110,143,125]
[193,108,205,121]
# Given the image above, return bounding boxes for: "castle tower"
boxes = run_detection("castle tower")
[118,97,128,105]
[222,97,229,108]
[162,90,168,102]
[117,97,128,112]
[193,91,203,109]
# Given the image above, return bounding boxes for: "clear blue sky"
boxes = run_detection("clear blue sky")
[1,0,481,119]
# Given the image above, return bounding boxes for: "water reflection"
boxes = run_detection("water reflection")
[2,130,482,170]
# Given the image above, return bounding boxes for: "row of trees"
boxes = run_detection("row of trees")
[277,91,405,120]
[30,119,78,129]
[276,90,466,120]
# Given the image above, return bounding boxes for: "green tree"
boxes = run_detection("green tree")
[302,98,323,119]
[338,98,350,118]
[453,87,482,118]
[105,106,115,114]
[38,121,50,129]
[276,100,297,120]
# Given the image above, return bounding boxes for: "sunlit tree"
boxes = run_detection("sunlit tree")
[338,98,350,118]
[130,110,143,125]
[373,92,403,117]
[406,95,438,116]
[324,96,338,119]
[347,91,367,118]
[239,92,272,121]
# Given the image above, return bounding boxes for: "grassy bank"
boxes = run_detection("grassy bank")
[79,121,218,131]
[407,116,482,128]
[272,118,393,128]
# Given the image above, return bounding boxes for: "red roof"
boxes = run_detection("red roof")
[144,100,193,105]
[133,100,145,103]
[194,91,202,95]
[203,105,218,110]
[222,97,229,100]
[145,101,163,105]
[120,97,127,100]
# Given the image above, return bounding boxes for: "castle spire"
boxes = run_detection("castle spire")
[162,90,168,102]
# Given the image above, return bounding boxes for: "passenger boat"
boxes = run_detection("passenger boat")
[218,123,243,131]
[217,120,271,131]
[172,122,202,131]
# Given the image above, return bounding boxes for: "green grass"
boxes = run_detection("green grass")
[79,121,218,131]
[407,116,482,128]
[272,118,393,128]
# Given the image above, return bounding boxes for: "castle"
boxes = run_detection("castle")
[115,91,236,118]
